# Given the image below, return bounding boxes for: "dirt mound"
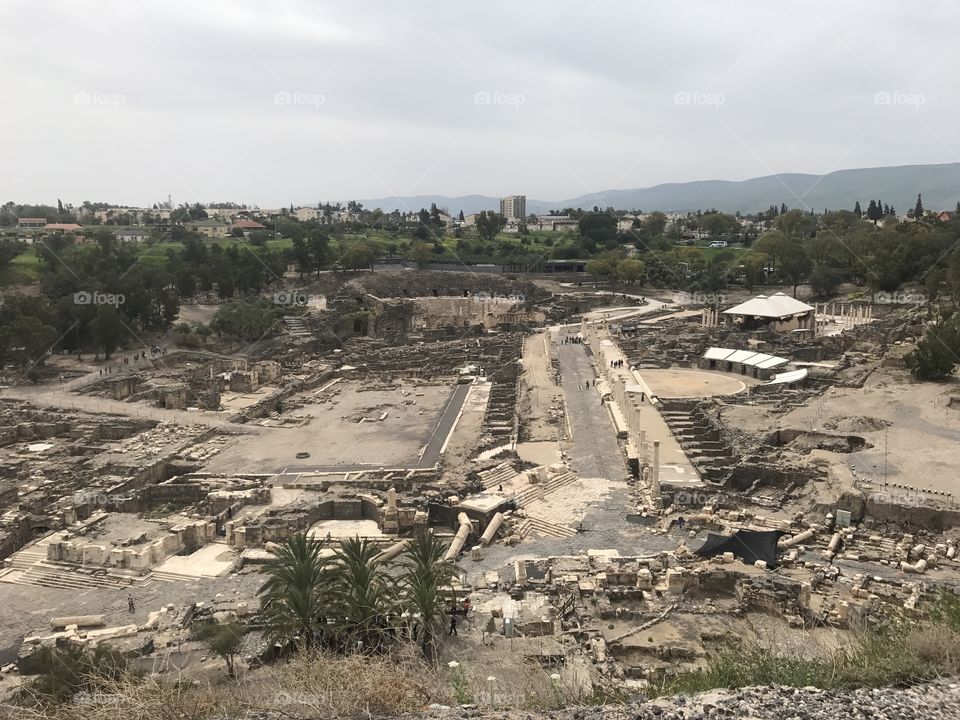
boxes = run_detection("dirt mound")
[828,415,890,433]
[770,429,872,453]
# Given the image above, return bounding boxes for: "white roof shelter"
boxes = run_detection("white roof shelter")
[764,368,808,385]
[723,292,814,319]
[702,347,789,371]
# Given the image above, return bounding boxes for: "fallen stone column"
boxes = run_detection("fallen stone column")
[375,538,411,563]
[480,512,505,546]
[444,514,473,561]
[779,526,818,548]
[50,615,106,630]
[900,558,928,574]
[827,532,842,552]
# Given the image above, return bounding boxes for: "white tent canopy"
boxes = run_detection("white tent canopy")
[723,292,814,319]
[702,347,789,370]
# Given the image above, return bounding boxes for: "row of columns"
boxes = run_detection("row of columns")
[701,307,720,327]
[592,330,661,503]
[815,302,873,327]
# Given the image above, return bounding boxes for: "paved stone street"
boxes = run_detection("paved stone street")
[468,332,682,582]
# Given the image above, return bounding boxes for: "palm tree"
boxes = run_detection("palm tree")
[400,531,457,659]
[324,536,397,652]
[258,533,329,649]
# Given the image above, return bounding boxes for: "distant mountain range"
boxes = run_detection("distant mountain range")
[351,162,960,216]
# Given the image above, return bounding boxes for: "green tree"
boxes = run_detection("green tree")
[475,211,507,242]
[781,243,812,297]
[808,265,842,298]
[700,212,739,239]
[308,230,331,275]
[6,315,57,372]
[914,193,924,219]
[906,313,960,381]
[585,258,615,286]
[775,208,815,239]
[642,211,668,238]
[340,240,378,271]
[615,258,646,285]
[90,304,125,359]
[578,211,618,248]
[194,621,245,677]
[325,537,396,651]
[258,533,330,649]
[23,644,129,705]
[754,231,786,269]
[741,254,767,292]
[399,532,456,659]
[406,241,433,265]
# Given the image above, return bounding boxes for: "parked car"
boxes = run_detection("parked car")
[708,240,728,248]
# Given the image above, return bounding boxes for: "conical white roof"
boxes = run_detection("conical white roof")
[723,292,814,318]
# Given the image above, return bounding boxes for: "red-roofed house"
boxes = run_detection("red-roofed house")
[937,211,957,222]
[230,219,267,238]
[43,223,84,232]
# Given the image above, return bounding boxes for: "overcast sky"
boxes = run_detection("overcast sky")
[1,0,958,208]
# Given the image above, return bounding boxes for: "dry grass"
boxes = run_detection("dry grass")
[652,591,960,697]
[0,643,592,719]
[903,625,960,673]
[251,649,440,718]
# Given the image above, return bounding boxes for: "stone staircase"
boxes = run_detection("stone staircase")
[283,315,312,338]
[2,541,156,590]
[1,561,152,590]
[479,462,520,490]
[150,569,202,583]
[515,514,579,539]
[478,462,582,540]
[659,399,737,483]
[513,470,578,508]
[6,545,47,571]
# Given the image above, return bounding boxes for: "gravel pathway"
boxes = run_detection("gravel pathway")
[413,681,960,720]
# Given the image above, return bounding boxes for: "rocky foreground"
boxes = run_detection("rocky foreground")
[414,682,960,720]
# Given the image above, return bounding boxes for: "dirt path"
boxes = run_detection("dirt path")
[518,330,563,442]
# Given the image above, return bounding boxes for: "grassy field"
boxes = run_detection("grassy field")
[0,229,750,288]
[0,251,42,284]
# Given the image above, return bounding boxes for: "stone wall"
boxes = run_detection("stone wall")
[45,518,216,573]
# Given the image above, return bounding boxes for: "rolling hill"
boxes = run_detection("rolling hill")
[351,162,960,216]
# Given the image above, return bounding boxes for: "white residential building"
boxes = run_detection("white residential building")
[295,207,319,222]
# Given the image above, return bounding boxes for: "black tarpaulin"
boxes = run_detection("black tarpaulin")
[695,529,784,567]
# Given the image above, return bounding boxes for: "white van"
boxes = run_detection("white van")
[708,240,728,248]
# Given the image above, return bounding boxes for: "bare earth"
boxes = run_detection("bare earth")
[518,331,563,442]
[723,365,960,495]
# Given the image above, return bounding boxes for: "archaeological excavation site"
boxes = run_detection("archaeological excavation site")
[1,270,960,711]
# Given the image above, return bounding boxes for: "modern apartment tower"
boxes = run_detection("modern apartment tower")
[500,195,526,221]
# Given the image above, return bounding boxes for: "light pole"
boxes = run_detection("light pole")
[882,428,888,486]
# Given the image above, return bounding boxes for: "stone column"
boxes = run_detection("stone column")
[652,441,661,496]
[640,429,646,464]
[515,559,527,586]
